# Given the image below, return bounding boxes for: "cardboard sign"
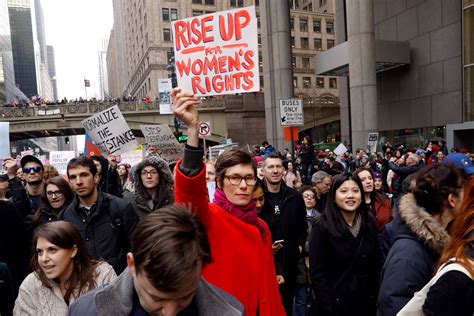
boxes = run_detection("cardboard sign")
[172,6,259,96]
[49,151,76,175]
[140,124,183,164]
[280,98,304,126]
[158,78,172,114]
[334,143,348,156]
[120,146,144,167]
[367,132,379,153]
[81,105,138,156]
[0,122,10,157]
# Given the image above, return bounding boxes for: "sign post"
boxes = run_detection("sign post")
[199,122,211,160]
[279,98,304,157]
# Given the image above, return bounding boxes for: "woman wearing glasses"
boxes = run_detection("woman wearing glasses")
[172,88,285,316]
[32,176,75,227]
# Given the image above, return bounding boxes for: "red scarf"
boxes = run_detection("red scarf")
[213,188,267,242]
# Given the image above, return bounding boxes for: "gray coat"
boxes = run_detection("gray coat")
[68,268,245,316]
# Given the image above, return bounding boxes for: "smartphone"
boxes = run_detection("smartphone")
[272,239,284,246]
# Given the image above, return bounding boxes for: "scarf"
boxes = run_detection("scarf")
[213,188,267,242]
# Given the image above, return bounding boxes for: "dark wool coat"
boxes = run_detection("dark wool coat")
[377,193,450,316]
[309,217,381,316]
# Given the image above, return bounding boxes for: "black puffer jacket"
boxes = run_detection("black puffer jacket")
[123,156,174,217]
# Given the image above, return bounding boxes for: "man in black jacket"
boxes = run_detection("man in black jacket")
[259,153,307,315]
[59,156,139,274]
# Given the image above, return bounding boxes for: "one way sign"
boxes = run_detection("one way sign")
[279,98,304,127]
[199,122,211,137]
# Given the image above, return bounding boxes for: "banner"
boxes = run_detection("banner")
[84,131,102,157]
[49,151,76,175]
[172,6,259,96]
[140,124,183,164]
[82,105,138,156]
[158,78,172,114]
[0,122,10,157]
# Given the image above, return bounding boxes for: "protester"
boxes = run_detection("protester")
[32,176,75,227]
[90,156,108,193]
[0,174,10,199]
[43,165,59,180]
[388,153,421,209]
[13,221,116,315]
[171,88,285,316]
[116,162,130,192]
[377,164,468,315]
[311,170,332,214]
[309,173,381,315]
[252,178,265,213]
[144,143,158,157]
[69,205,244,315]
[123,156,174,217]
[59,156,139,274]
[299,136,315,185]
[283,160,302,189]
[205,160,216,182]
[260,152,307,315]
[422,176,474,315]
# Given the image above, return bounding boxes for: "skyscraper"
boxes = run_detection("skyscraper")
[47,45,58,100]
[98,38,109,100]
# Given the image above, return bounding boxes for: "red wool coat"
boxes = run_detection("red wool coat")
[175,162,286,316]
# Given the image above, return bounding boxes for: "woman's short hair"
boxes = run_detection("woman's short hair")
[215,149,257,187]
[40,176,75,209]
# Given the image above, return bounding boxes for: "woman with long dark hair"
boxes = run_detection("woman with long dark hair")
[283,160,302,189]
[309,173,381,316]
[14,221,116,315]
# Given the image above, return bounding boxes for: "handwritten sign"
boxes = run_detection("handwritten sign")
[140,124,183,164]
[172,6,259,96]
[0,123,10,157]
[49,151,76,175]
[81,105,138,156]
[158,78,172,114]
[120,145,144,167]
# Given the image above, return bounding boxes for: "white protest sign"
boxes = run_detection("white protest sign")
[140,124,183,164]
[21,150,34,157]
[367,132,379,153]
[158,78,172,114]
[81,105,138,156]
[0,122,10,157]
[333,143,348,156]
[120,146,144,167]
[49,151,76,175]
[172,6,259,96]
[279,98,304,126]
[199,122,211,137]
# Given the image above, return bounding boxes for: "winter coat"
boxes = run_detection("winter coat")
[309,217,381,316]
[13,262,116,316]
[374,194,393,232]
[300,144,315,165]
[295,209,320,285]
[8,177,36,234]
[59,191,139,274]
[69,268,244,316]
[175,160,286,316]
[377,193,450,316]
[122,156,174,217]
[387,162,421,197]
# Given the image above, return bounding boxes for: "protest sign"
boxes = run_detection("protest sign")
[367,132,379,153]
[120,145,144,166]
[82,105,138,156]
[334,143,348,156]
[21,150,34,157]
[158,78,172,114]
[0,122,10,157]
[49,151,76,175]
[172,6,259,96]
[140,124,183,163]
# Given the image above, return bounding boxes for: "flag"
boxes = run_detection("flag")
[84,131,102,157]
[84,79,90,87]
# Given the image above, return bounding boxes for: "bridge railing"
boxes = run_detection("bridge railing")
[0,99,226,119]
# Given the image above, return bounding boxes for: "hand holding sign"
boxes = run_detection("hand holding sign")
[171,88,200,148]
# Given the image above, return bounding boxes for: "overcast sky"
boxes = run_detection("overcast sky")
[41,0,113,100]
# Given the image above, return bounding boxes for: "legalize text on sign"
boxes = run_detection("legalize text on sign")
[172,6,259,96]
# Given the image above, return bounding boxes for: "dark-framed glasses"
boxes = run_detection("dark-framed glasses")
[23,166,43,174]
[141,170,158,177]
[303,194,315,199]
[46,191,63,198]
[225,175,257,186]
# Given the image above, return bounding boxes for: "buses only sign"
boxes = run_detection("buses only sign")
[279,98,304,127]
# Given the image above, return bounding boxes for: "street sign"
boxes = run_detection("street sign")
[279,98,304,126]
[199,122,211,137]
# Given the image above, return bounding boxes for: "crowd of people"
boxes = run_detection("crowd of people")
[0,87,472,316]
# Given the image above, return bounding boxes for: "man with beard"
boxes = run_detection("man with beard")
[259,152,307,315]
[59,156,139,274]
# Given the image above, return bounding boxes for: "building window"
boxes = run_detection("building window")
[148,78,151,91]
[316,77,324,88]
[327,39,335,49]
[313,20,321,32]
[167,51,173,63]
[300,18,308,32]
[292,57,296,68]
[258,34,261,45]
[230,0,244,7]
[301,37,309,49]
[291,36,295,48]
[257,15,261,28]
[192,0,201,3]
[329,78,337,89]
[163,28,171,41]
[319,0,327,6]
[293,77,298,88]
[192,10,203,16]
[205,0,215,4]
[162,8,169,21]
[171,9,178,21]
[302,57,310,68]
[314,38,322,50]
[290,18,294,30]
[303,77,311,88]
[326,21,334,34]
[260,76,264,87]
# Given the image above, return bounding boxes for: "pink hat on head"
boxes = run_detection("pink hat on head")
[254,156,263,164]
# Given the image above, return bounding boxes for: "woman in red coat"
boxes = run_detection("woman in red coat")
[171,88,285,316]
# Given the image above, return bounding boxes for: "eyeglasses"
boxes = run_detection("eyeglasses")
[225,175,257,186]
[141,170,158,177]
[46,191,63,198]
[23,166,43,174]
[303,194,315,199]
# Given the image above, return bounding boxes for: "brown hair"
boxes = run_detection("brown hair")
[67,157,97,177]
[436,177,474,276]
[131,204,212,292]
[41,176,75,209]
[215,149,257,187]
[31,221,99,304]
[43,165,60,180]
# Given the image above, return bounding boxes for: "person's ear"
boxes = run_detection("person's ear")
[71,245,78,258]
[93,173,100,184]
[216,177,222,188]
[127,253,136,275]
[447,193,456,208]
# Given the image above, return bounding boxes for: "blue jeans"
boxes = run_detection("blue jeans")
[294,284,309,316]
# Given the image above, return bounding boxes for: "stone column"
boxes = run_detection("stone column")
[346,0,377,151]
[260,0,293,151]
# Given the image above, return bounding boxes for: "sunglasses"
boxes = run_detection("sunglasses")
[23,166,43,174]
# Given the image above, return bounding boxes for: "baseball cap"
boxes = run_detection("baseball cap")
[443,153,474,175]
[20,155,44,169]
[415,149,427,155]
